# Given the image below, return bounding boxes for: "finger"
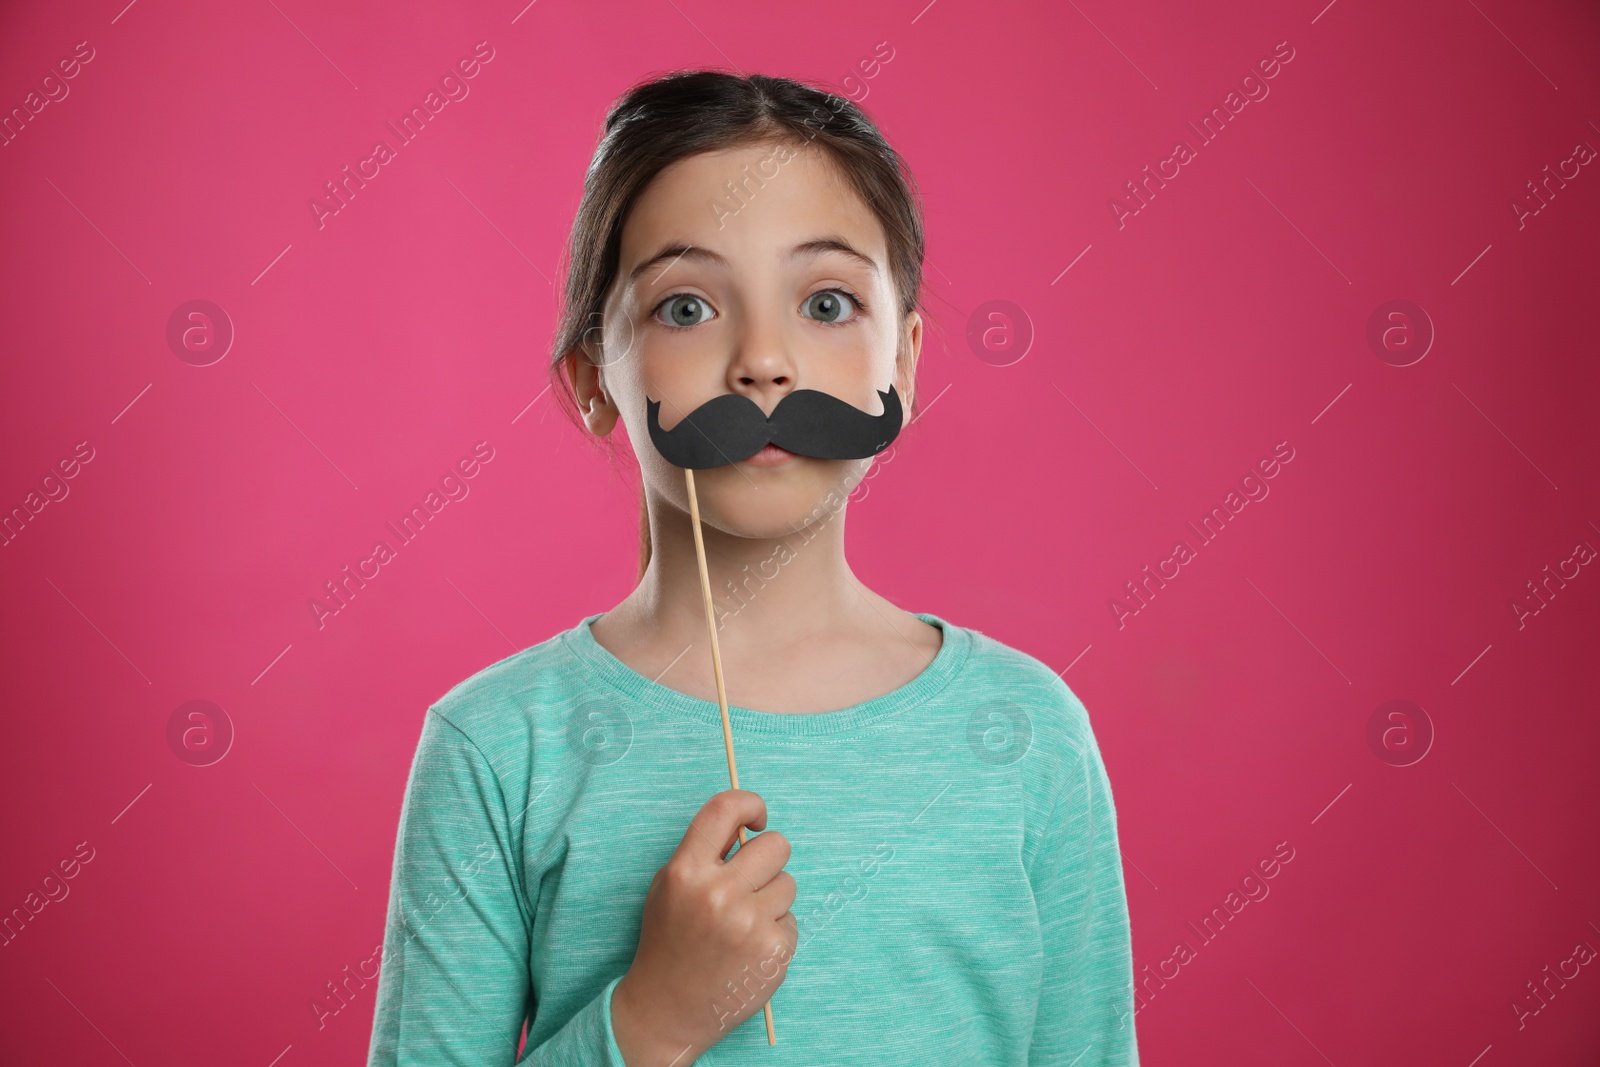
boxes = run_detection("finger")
[752,869,797,921]
[673,789,767,867]
[764,908,801,962]
[725,828,791,889]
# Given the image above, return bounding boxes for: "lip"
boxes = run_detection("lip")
[741,443,798,466]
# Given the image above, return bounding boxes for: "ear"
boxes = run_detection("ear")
[565,348,620,436]
[895,309,923,416]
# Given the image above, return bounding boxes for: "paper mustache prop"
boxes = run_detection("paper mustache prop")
[643,380,904,1048]
[646,383,903,469]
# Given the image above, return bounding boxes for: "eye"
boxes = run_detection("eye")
[655,294,717,328]
[803,288,864,326]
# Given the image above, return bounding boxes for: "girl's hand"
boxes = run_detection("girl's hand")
[612,788,799,1066]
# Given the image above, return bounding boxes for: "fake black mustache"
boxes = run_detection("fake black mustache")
[645,383,903,470]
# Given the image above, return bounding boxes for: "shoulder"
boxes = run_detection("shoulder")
[953,621,1098,759]
[423,623,586,758]
[949,623,1123,870]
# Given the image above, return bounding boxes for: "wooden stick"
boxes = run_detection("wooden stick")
[684,466,779,1046]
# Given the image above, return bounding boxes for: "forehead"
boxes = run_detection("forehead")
[617,141,888,269]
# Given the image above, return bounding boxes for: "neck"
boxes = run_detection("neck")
[622,478,867,656]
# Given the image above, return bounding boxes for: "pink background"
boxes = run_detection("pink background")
[3,0,1598,1063]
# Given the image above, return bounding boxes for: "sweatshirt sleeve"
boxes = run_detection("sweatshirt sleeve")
[367,708,630,1066]
[1026,702,1140,1067]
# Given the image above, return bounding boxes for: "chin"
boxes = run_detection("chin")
[692,464,852,538]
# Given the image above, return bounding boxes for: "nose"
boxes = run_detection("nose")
[728,310,796,416]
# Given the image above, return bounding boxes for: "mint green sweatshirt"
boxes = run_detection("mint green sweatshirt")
[367,612,1139,1065]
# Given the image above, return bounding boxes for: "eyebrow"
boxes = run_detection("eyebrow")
[626,236,881,287]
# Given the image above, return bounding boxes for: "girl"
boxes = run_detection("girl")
[368,70,1138,1066]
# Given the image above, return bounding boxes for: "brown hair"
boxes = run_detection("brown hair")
[548,69,929,583]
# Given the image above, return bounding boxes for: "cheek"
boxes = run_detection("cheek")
[792,460,861,516]
[634,346,718,428]
[595,290,646,367]
[863,315,903,380]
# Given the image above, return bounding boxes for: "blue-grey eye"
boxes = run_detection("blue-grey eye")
[804,289,858,324]
[660,294,714,327]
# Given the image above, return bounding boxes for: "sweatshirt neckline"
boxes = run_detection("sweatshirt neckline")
[560,611,972,738]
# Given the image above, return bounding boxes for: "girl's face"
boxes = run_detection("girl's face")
[574,139,921,541]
